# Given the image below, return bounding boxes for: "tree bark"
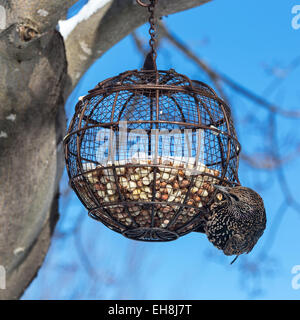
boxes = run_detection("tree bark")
[0,0,210,299]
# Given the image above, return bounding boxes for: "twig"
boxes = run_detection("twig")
[158,22,300,119]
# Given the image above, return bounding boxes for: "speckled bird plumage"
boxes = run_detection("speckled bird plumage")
[203,186,266,256]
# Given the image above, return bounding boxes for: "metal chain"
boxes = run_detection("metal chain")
[136,0,158,64]
[147,0,157,61]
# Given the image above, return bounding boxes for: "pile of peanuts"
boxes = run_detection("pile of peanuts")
[74,155,220,232]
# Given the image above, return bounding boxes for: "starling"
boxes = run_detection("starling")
[197,185,266,256]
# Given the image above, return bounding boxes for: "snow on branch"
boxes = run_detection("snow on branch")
[58,0,113,40]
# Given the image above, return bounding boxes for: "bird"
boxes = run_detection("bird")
[194,185,266,258]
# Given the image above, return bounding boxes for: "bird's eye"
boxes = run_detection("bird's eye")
[216,193,223,201]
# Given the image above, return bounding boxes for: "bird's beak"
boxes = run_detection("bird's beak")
[213,185,230,194]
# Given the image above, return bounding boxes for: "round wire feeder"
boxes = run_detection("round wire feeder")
[64,67,241,242]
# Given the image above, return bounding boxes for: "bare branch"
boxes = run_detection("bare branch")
[131,31,148,57]
[159,22,300,119]
[241,149,300,170]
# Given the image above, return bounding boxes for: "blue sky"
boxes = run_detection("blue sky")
[23,0,300,299]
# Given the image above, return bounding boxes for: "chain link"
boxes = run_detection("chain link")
[147,0,157,60]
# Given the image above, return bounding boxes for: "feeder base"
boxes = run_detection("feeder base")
[122,227,179,242]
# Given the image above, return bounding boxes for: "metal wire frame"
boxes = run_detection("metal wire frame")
[64,68,241,242]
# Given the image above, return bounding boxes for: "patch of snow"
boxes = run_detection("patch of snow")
[58,0,112,40]
[0,5,6,30]
[0,131,8,138]
[6,114,16,122]
[37,9,49,17]
[13,247,25,255]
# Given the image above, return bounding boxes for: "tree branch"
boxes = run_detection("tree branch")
[63,0,211,95]
[0,0,77,33]
[0,26,67,299]
[159,22,300,119]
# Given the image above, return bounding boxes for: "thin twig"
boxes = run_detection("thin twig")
[158,22,300,119]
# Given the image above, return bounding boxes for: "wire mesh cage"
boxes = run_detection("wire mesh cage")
[64,68,241,241]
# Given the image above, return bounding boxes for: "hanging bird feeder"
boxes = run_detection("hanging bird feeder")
[63,0,241,242]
